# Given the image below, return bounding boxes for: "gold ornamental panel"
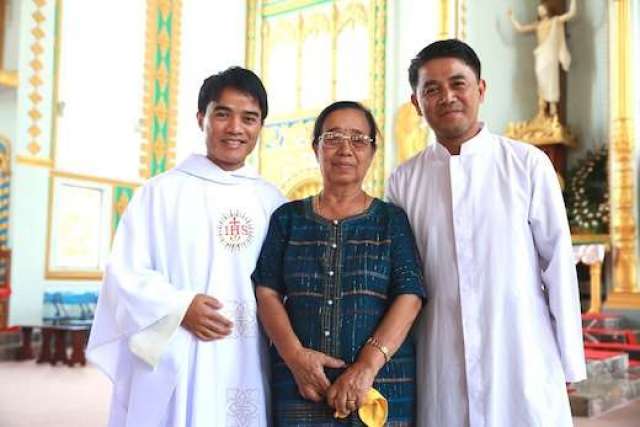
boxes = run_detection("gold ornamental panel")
[247,0,387,198]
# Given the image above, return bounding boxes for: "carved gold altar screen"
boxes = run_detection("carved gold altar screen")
[607,0,639,309]
[246,0,386,197]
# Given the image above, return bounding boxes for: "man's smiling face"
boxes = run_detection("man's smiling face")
[412,57,485,149]
[197,87,263,171]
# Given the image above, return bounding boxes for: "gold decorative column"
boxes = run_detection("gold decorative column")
[438,0,466,40]
[606,0,640,308]
[139,0,182,179]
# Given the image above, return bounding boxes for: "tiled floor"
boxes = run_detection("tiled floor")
[0,361,110,427]
[0,360,638,426]
[574,400,640,427]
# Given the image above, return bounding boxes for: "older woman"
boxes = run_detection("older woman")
[252,101,424,426]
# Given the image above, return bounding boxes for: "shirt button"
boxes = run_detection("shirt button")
[331,243,337,249]
[327,299,333,305]
[333,220,338,225]
[324,330,330,336]
[328,271,334,276]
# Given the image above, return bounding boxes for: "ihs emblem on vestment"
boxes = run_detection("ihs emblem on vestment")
[217,210,255,251]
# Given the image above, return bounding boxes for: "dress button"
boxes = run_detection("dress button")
[328,271,334,276]
[324,330,330,337]
[327,299,333,305]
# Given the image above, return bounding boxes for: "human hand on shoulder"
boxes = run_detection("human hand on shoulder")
[181,294,233,341]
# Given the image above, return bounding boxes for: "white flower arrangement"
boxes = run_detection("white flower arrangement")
[565,145,609,234]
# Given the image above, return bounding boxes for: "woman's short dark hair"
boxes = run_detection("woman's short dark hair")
[408,39,482,92]
[197,66,268,122]
[311,101,379,151]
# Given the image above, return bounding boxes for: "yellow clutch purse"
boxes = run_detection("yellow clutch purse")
[334,388,388,427]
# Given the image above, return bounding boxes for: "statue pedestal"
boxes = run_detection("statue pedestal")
[505,113,576,182]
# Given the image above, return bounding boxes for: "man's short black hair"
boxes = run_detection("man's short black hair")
[197,66,268,122]
[408,39,482,92]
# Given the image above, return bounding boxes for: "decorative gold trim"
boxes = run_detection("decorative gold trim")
[15,155,53,168]
[607,0,638,305]
[44,172,55,282]
[139,0,182,179]
[368,0,387,196]
[44,172,115,282]
[457,0,466,40]
[50,0,63,167]
[571,233,610,246]
[439,0,466,40]
[330,2,337,101]
[25,0,47,157]
[295,13,303,111]
[571,237,610,314]
[139,0,155,179]
[0,134,10,175]
[245,0,258,69]
[438,0,449,39]
[0,134,10,250]
[0,0,5,70]
[0,70,17,87]
[44,271,103,280]
[249,0,387,196]
[587,261,603,313]
[505,113,576,147]
[394,102,429,164]
[605,293,640,310]
[50,169,141,188]
[263,0,330,17]
[281,167,322,196]
[167,0,181,172]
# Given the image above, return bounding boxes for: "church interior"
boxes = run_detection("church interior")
[1,0,640,425]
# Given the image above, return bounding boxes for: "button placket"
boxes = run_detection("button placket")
[329,220,342,357]
[321,221,339,354]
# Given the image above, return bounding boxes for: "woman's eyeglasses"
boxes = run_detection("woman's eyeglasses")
[319,131,374,149]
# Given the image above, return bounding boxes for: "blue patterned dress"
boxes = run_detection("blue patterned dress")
[252,197,425,426]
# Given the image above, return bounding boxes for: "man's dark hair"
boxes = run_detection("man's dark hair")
[311,101,379,151]
[197,66,268,122]
[408,39,482,92]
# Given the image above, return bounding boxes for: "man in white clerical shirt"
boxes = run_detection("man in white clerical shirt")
[386,39,586,427]
[87,67,286,427]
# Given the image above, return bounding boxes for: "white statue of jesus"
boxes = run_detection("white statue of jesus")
[508,0,577,117]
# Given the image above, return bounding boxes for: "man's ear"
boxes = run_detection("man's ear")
[410,94,422,117]
[196,112,205,131]
[478,79,487,103]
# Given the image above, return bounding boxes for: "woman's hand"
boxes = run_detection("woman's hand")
[326,361,377,416]
[285,347,346,402]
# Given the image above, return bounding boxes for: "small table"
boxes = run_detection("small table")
[572,234,610,314]
[18,322,91,367]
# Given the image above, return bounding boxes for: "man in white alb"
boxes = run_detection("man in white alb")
[87,67,285,427]
[386,39,586,426]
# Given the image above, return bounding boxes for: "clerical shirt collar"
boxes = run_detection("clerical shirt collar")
[433,123,490,158]
[175,154,259,184]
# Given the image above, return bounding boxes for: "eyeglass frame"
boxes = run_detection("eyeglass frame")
[318,131,375,150]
